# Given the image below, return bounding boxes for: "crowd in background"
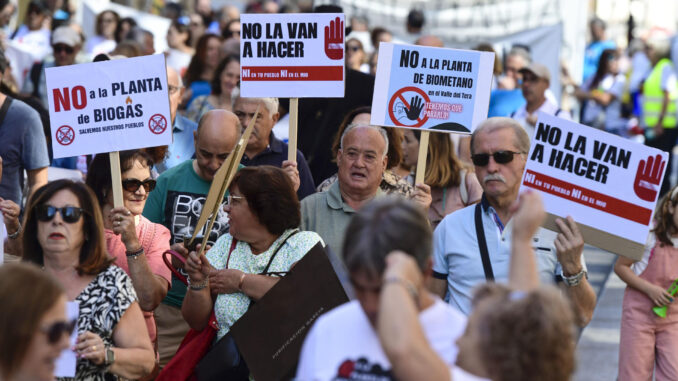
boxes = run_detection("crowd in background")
[1,0,678,380]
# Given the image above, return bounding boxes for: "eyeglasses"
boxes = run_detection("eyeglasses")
[41,319,77,344]
[122,178,156,193]
[227,195,244,205]
[168,85,183,95]
[53,44,74,54]
[471,151,525,166]
[36,205,86,223]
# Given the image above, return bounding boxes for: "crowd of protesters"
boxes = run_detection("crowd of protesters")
[1,0,678,380]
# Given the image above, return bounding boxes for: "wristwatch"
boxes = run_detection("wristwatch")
[561,268,586,287]
[104,345,115,367]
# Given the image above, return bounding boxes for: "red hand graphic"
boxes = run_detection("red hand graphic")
[634,154,665,201]
[324,17,344,60]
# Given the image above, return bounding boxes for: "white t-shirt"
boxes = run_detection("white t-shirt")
[296,298,467,381]
[511,99,571,139]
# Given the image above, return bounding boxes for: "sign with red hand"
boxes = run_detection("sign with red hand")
[240,13,345,98]
[519,112,668,260]
[324,17,343,60]
[634,154,665,202]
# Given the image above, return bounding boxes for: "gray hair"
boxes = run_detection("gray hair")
[507,46,532,65]
[232,94,279,117]
[470,117,530,155]
[343,197,432,278]
[340,123,389,158]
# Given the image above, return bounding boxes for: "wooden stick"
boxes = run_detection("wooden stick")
[414,131,430,185]
[109,152,124,208]
[287,98,299,162]
[191,106,261,257]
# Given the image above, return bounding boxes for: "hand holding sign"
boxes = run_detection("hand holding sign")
[324,17,343,60]
[634,154,665,202]
[406,96,424,121]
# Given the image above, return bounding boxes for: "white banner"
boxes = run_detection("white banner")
[240,13,345,98]
[46,54,172,158]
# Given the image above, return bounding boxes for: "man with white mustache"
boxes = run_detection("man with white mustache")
[429,117,596,327]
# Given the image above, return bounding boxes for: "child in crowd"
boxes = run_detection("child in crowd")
[615,185,678,381]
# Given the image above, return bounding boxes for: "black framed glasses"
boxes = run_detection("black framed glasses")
[471,151,525,166]
[36,205,86,223]
[41,319,77,344]
[122,179,156,193]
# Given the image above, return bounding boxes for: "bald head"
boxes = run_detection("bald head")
[193,110,241,181]
[416,35,444,48]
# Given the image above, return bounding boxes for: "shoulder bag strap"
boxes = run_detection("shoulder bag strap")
[474,204,495,281]
[0,97,13,127]
[225,238,239,269]
[261,229,300,275]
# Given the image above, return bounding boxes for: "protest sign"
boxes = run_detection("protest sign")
[45,54,172,159]
[520,113,668,260]
[371,42,494,134]
[240,13,345,98]
[231,243,349,381]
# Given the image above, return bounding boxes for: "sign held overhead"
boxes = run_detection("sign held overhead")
[520,112,668,260]
[371,42,494,134]
[240,13,345,98]
[46,54,172,158]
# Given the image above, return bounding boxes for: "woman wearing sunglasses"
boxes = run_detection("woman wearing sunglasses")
[0,262,72,381]
[86,150,171,367]
[22,179,155,380]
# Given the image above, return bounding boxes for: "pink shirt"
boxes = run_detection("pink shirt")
[105,215,172,343]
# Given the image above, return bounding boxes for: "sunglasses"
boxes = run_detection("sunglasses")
[122,178,156,193]
[471,151,525,166]
[41,319,77,344]
[53,44,74,54]
[36,205,86,223]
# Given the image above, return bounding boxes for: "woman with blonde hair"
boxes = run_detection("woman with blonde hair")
[402,130,482,228]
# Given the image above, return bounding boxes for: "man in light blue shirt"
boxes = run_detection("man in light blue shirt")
[157,66,198,173]
[430,117,596,327]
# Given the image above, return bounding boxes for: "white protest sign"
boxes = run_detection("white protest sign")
[46,54,172,159]
[240,13,345,98]
[371,42,494,134]
[520,112,668,260]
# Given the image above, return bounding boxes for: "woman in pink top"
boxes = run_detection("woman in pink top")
[86,150,171,356]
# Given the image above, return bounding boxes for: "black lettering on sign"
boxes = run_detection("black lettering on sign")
[548,148,609,184]
[399,50,419,68]
[534,122,561,145]
[563,132,586,154]
[530,143,545,163]
[243,41,253,57]
[592,141,631,169]
[287,22,318,39]
[256,41,304,58]
[266,23,283,38]
[243,23,262,39]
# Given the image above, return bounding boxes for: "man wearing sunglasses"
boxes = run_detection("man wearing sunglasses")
[429,117,596,327]
[22,26,83,108]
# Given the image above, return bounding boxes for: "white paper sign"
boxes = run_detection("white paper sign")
[55,301,79,378]
[46,54,172,158]
[520,113,668,250]
[240,13,345,98]
[371,42,494,134]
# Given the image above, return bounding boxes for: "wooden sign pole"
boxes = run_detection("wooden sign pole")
[287,98,299,163]
[414,131,430,185]
[109,152,124,208]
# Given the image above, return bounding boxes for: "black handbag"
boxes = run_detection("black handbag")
[195,230,300,381]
